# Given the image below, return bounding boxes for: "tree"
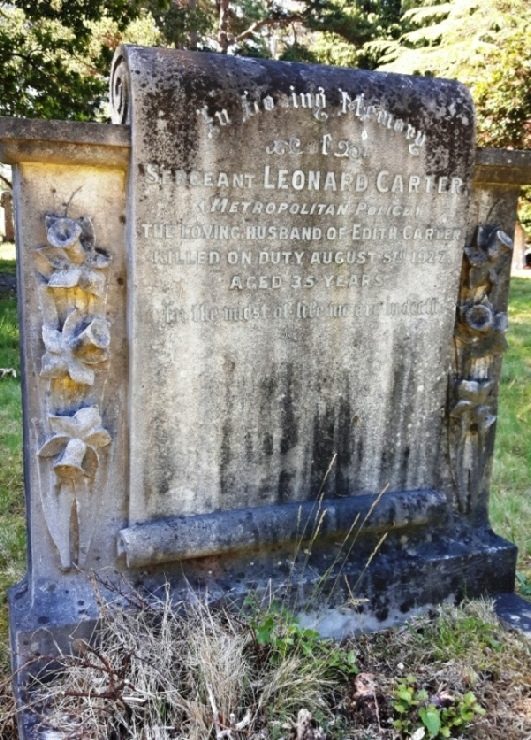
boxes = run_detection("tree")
[371,0,531,150]
[0,0,143,120]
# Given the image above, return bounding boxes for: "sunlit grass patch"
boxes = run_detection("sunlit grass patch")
[0,295,19,372]
[491,278,531,559]
[0,242,16,263]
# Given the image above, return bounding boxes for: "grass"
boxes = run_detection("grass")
[0,282,24,673]
[491,278,531,563]
[0,257,529,738]
[10,592,531,739]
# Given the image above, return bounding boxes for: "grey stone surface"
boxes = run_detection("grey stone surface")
[1,190,15,241]
[474,147,531,185]
[114,47,476,530]
[495,593,531,634]
[14,168,128,581]
[118,488,447,567]
[0,116,130,167]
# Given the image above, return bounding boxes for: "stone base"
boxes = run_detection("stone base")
[9,526,517,737]
[494,592,531,634]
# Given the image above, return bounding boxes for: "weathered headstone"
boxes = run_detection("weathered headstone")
[6,49,530,728]
[115,49,474,540]
[0,190,15,242]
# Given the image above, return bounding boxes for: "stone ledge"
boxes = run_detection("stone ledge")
[494,592,531,634]
[118,488,447,568]
[0,116,130,168]
[474,147,531,186]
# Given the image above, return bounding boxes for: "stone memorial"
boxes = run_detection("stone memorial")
[5,47,531,731]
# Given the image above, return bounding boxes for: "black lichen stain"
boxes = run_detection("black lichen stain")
[334,378,351,497]
[262,433,273,457]
[219,418,234,497]
[353,435,364,483]
[280,363,297,455]
[244,430,253,462]
[259,373,275,458]
[381,335,415,490]
[310,381,336,500]
[278,469,293,503]
[150,410,176,505]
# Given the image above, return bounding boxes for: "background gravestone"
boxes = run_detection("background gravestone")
[7,49,521,696]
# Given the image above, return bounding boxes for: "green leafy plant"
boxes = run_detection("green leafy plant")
[393,675,485,738]
[251,602,358,679]
[517,572,531,598]
[437,691,486,737]
[393,674,429,737]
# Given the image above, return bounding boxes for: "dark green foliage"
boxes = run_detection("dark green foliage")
[0,295,19,372]
[146,0,215,50]
[0,0,140,120]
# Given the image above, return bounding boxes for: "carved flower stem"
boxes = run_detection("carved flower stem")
[36,213,113,569]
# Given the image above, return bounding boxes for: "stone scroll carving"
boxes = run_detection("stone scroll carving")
[35,215,112,570]
[110,52,130,125]
[450,225,513,514]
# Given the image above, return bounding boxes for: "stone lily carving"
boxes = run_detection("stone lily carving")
[450,223,513,516]
[35,212,114,570]
[40,309,110,386]
[38,406,111,483]
[450,378,496,432]
[464,226,513,292]
[457,297,508,355]
[37,215,112,297]
[450,377,497,514]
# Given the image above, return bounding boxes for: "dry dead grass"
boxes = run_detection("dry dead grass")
[3,594,527,740]
[22,586,334,739]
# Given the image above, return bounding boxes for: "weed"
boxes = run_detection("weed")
[250,601,358,680]
[392,674,485,738]
[516,571,531,598]
[23,586,338,739]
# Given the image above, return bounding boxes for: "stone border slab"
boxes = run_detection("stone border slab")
[474,148,531,185]
[494,593,531,634]
[0,117,130,168]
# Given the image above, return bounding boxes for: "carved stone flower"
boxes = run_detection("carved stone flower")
[46,216,84,251]
[38,406,111,483]
[37,216,112,297]
[451,379,496,432]
[464,227,513,290]
[40,309,110,386]
[457,297,508,355]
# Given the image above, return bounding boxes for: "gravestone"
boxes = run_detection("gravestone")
[6,48,523,719]
[0,190,14,242]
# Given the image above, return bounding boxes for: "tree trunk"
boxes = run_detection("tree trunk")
[189,0,198,51]
[219,0,229,53]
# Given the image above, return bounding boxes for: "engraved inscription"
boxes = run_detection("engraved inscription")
[159,295,441,327]
[141,139,465,326]
[144,164,463,195]
[195,83,428,158]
